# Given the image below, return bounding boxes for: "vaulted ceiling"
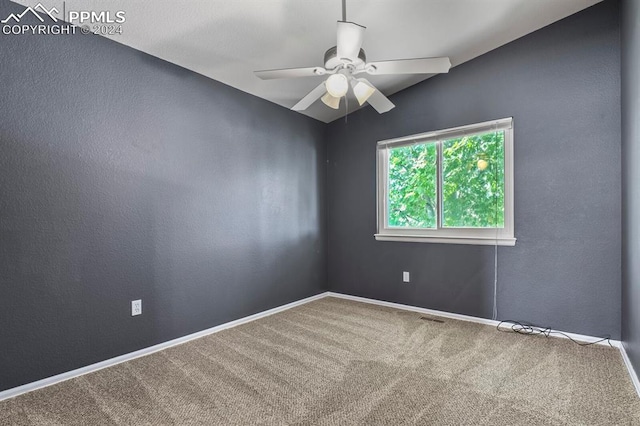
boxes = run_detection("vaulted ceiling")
[16,0,602,122]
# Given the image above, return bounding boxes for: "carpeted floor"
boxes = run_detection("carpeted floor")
[1,297,639,425]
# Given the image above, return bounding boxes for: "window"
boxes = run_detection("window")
[376,118,515,245]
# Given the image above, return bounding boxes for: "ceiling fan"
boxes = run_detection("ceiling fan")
[254,0,451,114]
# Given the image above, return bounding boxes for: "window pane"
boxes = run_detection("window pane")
[387,143,437,228]
[442,131,505,228]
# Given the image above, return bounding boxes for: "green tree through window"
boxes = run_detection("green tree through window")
[387,131,505,229]
[442,132,504,228]
[388,143,437,228]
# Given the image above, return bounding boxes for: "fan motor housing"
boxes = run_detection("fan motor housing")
[324,46,366,70]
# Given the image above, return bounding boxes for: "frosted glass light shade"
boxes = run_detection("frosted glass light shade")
[321,92,341,109]
[325,74,349,98]
[353,80,376,106]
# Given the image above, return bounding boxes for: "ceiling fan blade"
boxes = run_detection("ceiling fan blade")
[292,82,327,111]
[358,78,395,113]
[365,57,451,75]
[336,21,366,62]
[255,66,326,80]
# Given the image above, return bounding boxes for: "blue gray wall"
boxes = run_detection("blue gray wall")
[326,1,621,338]
[622,0,640,375]
[0,0,326,392]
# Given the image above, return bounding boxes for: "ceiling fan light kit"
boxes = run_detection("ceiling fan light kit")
[254,0,451,115]
[326,73,349,98]
[321,92,341,110]
[351,79,376,106]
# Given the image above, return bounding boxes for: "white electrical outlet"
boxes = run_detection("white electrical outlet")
[131,299,142,316]
[403,271,410,283]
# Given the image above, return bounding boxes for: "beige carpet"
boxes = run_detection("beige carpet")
[1,297,638,425]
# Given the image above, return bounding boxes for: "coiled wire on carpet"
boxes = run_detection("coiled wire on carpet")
[496,320,613,347]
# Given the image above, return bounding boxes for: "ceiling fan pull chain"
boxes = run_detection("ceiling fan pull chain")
[344,94,349,124]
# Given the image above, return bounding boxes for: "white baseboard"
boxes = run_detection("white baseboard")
[0,292,330,403]
[620,343,640,398]
[326,292,622,348]
[2,290,636,403]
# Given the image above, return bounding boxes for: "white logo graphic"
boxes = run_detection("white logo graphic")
[2,3,125,36]
[1,3,59,24]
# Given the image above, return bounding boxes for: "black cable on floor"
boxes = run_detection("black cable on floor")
[496,320,613,347]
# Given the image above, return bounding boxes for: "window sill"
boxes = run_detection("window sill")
[374,234,517,246]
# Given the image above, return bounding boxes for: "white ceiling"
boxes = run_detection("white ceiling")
[17,0,601,122]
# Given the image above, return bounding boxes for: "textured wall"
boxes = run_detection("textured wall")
[326,1,621,338]
[0,0,326,392]
[622,0,640,375]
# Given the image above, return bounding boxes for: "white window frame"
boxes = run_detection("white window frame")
[375,118,516,246]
